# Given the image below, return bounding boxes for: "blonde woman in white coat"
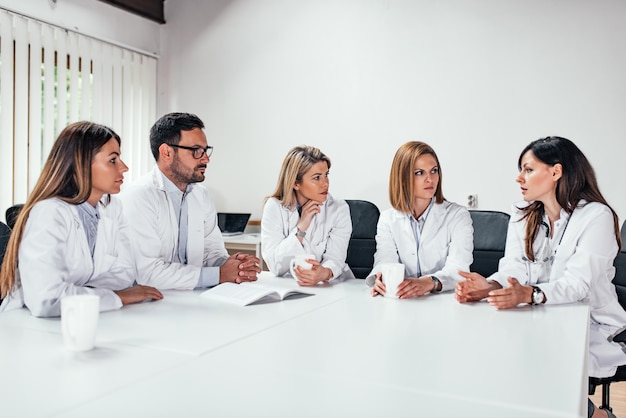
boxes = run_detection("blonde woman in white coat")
[368,141,473,298]
[455,136,625,418]
[262,146,354,286]
[0,122,163,317]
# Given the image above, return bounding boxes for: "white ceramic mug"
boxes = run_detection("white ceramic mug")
[289,253,315,280]
[61,294,100,351]
[379,263,405,298]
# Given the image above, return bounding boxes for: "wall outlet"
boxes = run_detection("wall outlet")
[467,194,478,209]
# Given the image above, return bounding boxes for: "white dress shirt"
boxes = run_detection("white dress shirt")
[491,201,626,378]
[366,200,473,292]
[261,194,354,280]
[0,197,133,317]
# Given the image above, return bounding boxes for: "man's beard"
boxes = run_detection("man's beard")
[171,155,206,185]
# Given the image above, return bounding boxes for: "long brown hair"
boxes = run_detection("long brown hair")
[0,121,121,298]
[518,136,621,261]
[389,141,445,214]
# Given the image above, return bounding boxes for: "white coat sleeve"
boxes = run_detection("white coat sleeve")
[19,202,123,318]
[366,210,400,286]
[540,208,617,305]
[429,207,474,291]
[486,208,529,287]
[200,196,230,268]
[87,198,137,289]
[261,199,303,276]
[319,201,352,280]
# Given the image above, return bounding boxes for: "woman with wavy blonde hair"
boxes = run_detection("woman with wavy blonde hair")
[0,121,162,317]
[261,145,354,285]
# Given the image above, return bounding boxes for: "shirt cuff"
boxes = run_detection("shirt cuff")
[196,266,220,289]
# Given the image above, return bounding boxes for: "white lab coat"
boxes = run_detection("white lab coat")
[261,194,354,280]
[491,201,626,378]
[366,201,474,292]
[120,166,228,290]
[0,197,133,317]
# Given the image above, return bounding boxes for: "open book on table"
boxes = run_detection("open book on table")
[200,282,314,306]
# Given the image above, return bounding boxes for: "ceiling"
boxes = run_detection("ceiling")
[98,0,165,24]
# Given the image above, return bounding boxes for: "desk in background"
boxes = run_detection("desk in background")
[222,233,266,270]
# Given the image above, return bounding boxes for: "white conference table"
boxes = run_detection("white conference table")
[0,273,589,418]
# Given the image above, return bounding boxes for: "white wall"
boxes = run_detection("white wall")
[2,1,624,222]
[159,0,626,223]
[0,0,160,55]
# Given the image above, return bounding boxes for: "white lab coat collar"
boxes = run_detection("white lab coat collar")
[390,200,450,239]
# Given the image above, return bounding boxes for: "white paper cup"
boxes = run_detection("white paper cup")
[61,294,100,351]
[380,263,405,298]
[289,253,315,280]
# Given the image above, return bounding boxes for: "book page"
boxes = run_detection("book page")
[201,282,314,306]
[241,282,314,300]
[200,282,278,306]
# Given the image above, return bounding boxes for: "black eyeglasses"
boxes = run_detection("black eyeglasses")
[168,144,214,159]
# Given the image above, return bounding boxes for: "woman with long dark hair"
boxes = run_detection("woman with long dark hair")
[456,136,625,418]
[0,121,162,317]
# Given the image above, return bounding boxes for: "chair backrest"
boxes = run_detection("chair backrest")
[5,203,24,230]
[469,210,510,277]
[612,221,626,308]
[345,200,380,279]
[0,221,10,268]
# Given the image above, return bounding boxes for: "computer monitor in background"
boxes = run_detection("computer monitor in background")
[217,213,251,236]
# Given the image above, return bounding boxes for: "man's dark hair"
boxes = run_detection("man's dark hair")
[149,112,205,161]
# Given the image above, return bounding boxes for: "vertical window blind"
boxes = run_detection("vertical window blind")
[0,8,157,215]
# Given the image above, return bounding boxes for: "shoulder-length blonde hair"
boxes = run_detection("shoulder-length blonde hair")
[389,141,444,214]
[0,121,121,298]
[268,145,331,209]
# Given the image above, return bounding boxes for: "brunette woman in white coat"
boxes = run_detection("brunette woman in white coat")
[0,122,162,317]
[455,136,625,418]
[368,141,473,298]
[261,146,354,286]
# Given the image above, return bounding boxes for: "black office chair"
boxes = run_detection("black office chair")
[0,220,10,268]
[0,221,9,303]
[469,210,510,277]
[588,222,626,412]
[345,200,380,279]
[5,203,24,230]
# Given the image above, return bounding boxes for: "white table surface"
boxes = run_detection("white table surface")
[0,324,189,418]
[0,275,350,356]
[0,273,589,418]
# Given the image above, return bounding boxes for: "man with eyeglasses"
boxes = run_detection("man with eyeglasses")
[121,112,261,290]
